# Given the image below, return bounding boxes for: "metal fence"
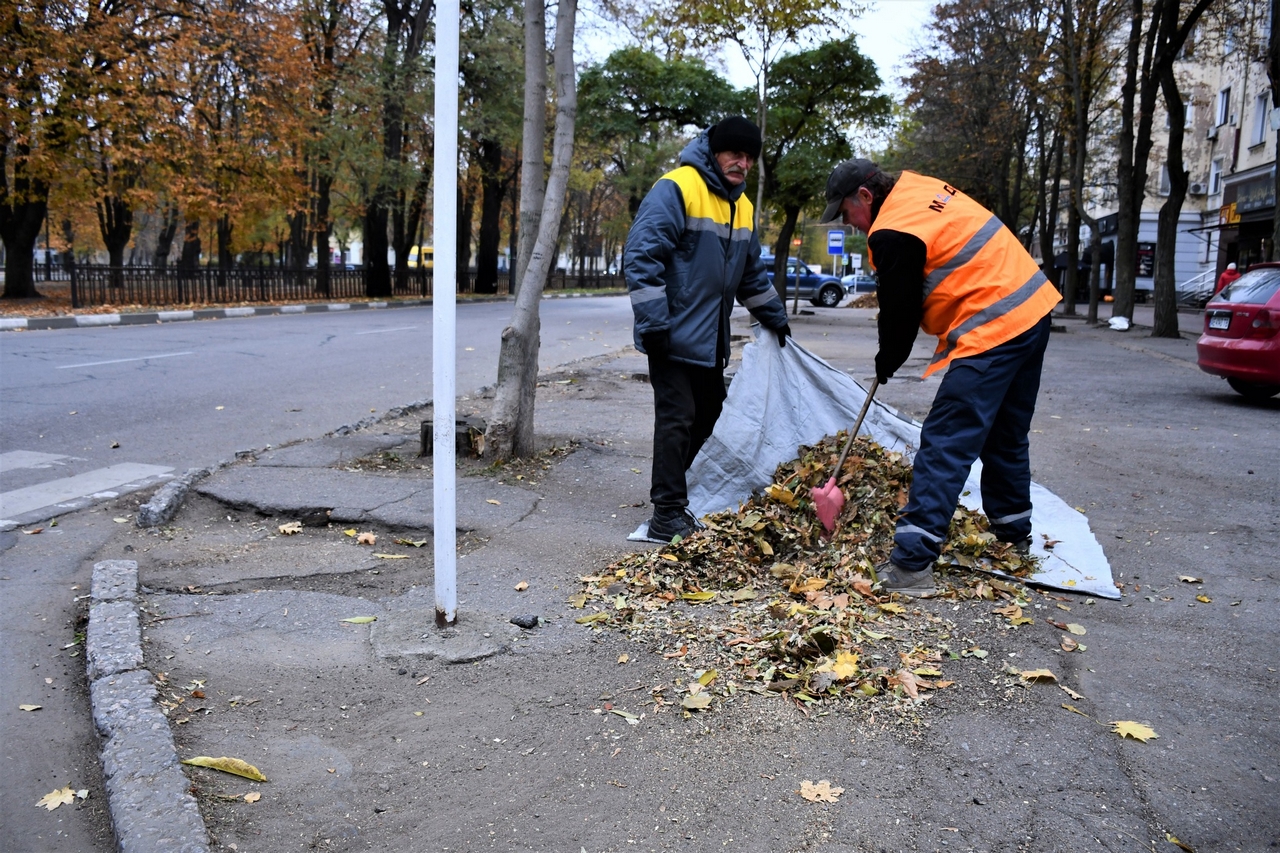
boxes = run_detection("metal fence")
[52,263,625,308]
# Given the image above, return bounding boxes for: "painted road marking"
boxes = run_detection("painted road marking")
[0,451,70,474]
[57,351,194,369]
[0,463,173,519]
[354,326,419,335]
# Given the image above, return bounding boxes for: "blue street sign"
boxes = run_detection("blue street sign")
[827,230,844,255]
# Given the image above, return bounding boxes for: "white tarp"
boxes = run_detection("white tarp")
[676,328,1117,599]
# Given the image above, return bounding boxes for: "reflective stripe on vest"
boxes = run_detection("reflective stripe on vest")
[868,172,1060,376]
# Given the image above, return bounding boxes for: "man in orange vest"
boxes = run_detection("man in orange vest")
[820,159,1062,597]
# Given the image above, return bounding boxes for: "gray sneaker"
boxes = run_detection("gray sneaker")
[875,560,938,598]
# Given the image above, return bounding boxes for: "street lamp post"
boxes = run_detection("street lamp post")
[433,0,460,627]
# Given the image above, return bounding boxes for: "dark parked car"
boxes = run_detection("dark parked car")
[761,255,848,307]
[841,273,878,293]
[1196,262,1280,400]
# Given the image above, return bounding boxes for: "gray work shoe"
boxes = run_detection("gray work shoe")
[1000,537,1033,556]
[875,560,938,598]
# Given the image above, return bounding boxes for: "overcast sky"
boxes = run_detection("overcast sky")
[716,0,936,97]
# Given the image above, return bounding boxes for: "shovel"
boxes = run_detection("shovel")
[812,378,880,533]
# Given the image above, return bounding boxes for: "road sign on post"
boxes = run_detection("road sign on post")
[827,230,844,255]
[432,0,459,627]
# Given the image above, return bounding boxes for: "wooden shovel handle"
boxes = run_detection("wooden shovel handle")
[830,378,880,483]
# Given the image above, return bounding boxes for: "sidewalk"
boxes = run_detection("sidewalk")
[78,306,1277,853]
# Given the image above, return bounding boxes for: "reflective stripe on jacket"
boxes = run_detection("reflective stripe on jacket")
[868,172,1061,376]
[624,133,787,368]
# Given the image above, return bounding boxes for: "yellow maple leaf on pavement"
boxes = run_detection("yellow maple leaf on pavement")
[798,780,844,803]
[1111,720,1158,742]
[36,786,75,811]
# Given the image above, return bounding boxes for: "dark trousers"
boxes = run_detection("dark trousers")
[891,315,1052,572]
[648,355,726,514]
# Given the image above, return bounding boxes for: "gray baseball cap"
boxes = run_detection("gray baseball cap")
[819,158,880,223]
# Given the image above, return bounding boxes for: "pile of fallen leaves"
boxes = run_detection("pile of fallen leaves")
[573,433,1042,712]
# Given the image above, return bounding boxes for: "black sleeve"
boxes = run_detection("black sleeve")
[867,229,926,382]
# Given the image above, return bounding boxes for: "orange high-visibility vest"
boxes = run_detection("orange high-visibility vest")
[868,172,1061,376]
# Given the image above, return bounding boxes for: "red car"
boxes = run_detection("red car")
[1197,262,1280,400]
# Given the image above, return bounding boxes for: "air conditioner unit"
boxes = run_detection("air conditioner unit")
[1189,182,1207,196]
[1207,125,1219,140]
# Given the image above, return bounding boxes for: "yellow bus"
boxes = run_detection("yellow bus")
[407,245,433,269]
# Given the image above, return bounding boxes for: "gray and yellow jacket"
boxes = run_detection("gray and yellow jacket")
[625,133,788,368]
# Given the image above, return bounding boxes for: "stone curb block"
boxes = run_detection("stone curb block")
[91,672,209,853]
[137,467,213,528]
[91,559,139,602]
[87,601,144,681]
[88,560,210,853]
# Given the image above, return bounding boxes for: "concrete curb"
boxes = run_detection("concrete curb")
[136,467,214,528]
[0,289,624,332]
[87,560,210,853]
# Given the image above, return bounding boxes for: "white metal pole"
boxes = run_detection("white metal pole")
[433,0,459,627]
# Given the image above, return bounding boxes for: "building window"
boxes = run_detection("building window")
[1253,92,1270,146]
[1208,159,1223,195]
[1216,88,1231,126]
[1159,164,1171,196]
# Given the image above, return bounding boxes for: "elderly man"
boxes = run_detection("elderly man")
[820,159,1061,595]
[625,116,791,543]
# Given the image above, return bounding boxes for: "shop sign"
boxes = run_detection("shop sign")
[1219,203,1240,226]
[1235,176,1276,214]
[1135,242,1155,278]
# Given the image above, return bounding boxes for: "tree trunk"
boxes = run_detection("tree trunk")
[456,183,474,291]
[364,206,391,296]
[475,137,505,293]
[752,67,768,232]
[772,207,800,305]
[1086,225,1102,324]
[153,203,179,268]
[180,219,202,270]
[288,204,310,268]
[1113,0,1215,320]
[1,205,47,300]
[1111,0,1144,320]
[316,172,333,295]
[1152,61,1187,339]
[0,149,48,299]
[216,214,234,269]
[1038,124,1064,292]
[514,0,547,298]
[1063,200,1080,315]
[96,195,133,274]
[486,0,576,460]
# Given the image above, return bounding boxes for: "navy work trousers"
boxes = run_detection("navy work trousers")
[648,355,726,514]
[891,315,1052,572]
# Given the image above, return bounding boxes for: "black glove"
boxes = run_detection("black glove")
[775,323,792,348]
[641,329,671,361]
[874,351,893,385]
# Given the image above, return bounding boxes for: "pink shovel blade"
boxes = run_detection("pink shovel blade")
[811,476,845,533]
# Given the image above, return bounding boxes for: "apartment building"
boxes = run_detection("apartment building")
[1210,0,1275,272]
[1053,5,1274,300]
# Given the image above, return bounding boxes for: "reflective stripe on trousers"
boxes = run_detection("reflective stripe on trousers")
[891,315,1052,572]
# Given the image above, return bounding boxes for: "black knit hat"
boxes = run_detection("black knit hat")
[819,158,880,223]
[708,116,762,160]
